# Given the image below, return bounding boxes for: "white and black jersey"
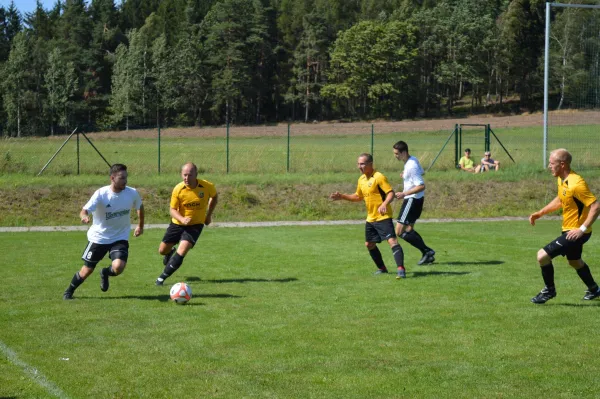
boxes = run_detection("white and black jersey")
[83,186,143,244]
[402,156,425,199]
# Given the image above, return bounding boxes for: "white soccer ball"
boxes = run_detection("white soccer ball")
[170,282,192,304]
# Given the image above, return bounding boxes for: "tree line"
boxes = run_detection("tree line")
[2,0,599,137]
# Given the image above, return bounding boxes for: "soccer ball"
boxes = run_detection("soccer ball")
[170,282,192,304]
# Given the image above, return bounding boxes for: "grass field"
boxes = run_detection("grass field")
[2,220,600,398]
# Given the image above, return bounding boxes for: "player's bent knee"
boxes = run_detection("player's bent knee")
[158,243,171,255]
[111,257,127,273]
[79,266,94,278]
[537,249,550,264]
[112,263,126,275]
[365,242,376,250]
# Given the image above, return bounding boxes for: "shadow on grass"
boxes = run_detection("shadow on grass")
[81,293,242,302]
[410,271,471,278]
[184,276,298,284]
[434,260,504,266]
[74,294,172,302]
[196,293,243,299]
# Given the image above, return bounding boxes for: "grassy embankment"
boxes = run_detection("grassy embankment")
[2,123,599,226]
[0,168,581,226]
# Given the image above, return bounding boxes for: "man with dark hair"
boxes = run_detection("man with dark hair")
[329,153,407,278]
[529,148,600,304]
[458,148,476,173]
[63,164,144,300]
[155,162,218,285]
[392,141,436,266]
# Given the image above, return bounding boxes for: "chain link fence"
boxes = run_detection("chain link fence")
[0,116,571,176]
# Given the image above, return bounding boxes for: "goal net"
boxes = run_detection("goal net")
[544,3,600,170]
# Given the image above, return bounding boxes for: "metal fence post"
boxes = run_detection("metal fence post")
[226,121,230,174]
[77,131,80,175]
[454,124,460,166]
[287,123,290,172]
[158,124,161,175]
[371,124,374,156]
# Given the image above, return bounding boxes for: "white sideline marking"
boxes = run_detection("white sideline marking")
[0,339,69,399]
[0,216,560,233]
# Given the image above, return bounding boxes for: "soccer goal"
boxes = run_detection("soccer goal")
[426,123,514,172]
[544,2,600,169]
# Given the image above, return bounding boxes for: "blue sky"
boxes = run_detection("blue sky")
[6,0,58,15]
[10,1,97,16]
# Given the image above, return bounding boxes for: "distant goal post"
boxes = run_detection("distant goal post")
[543,2,600,169]
[426,124,514,172]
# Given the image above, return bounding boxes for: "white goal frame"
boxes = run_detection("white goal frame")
[543,2,600,167]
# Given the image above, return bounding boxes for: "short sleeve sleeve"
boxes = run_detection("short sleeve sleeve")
[377,173,393,194]
[134,189,142,210]
[574,179,597,207]
[83,189,101,212]
[170,185,181,209]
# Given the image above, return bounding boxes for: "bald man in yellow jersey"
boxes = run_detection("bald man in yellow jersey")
[330,153,406,278]
[529,149,600,303]
[155,162,218,285]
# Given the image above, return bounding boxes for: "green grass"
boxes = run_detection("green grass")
[2,221,600,398]
[0,125,590,227]
[3,123,600,176]
[0,171,567,226]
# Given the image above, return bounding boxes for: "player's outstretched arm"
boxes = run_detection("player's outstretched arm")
[529,196,561,226]
[329,192,361,202]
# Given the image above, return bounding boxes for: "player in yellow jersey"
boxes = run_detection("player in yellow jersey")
[529,149,600,303]
[330,153,407,278]
[155,162,218,285]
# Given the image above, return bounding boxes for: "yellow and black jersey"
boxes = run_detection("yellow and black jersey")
[558,171,596,232]
[170,179,217,225]
[356,171,394,222]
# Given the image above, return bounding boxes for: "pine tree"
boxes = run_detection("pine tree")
[2,32,32,137]
[171,26,209,126]
[287,12,328,122]
[203,0,257,123]
[45,48,77,135]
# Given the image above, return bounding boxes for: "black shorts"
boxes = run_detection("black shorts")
[396,197,424,225]
[543,231,591,261]
[81,240,129,267]
[162,223,204,246]
[365,219,397,243]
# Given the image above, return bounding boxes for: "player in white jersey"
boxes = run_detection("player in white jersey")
[63,164,144,300]
[392,141,436,265]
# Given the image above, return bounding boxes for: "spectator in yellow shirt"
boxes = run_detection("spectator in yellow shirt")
[458,148,476,173]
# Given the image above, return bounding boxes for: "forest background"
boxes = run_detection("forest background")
[0,0,594,137]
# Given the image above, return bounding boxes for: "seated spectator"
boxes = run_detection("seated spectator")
[458,148,476,173]
[478,151,500,172]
